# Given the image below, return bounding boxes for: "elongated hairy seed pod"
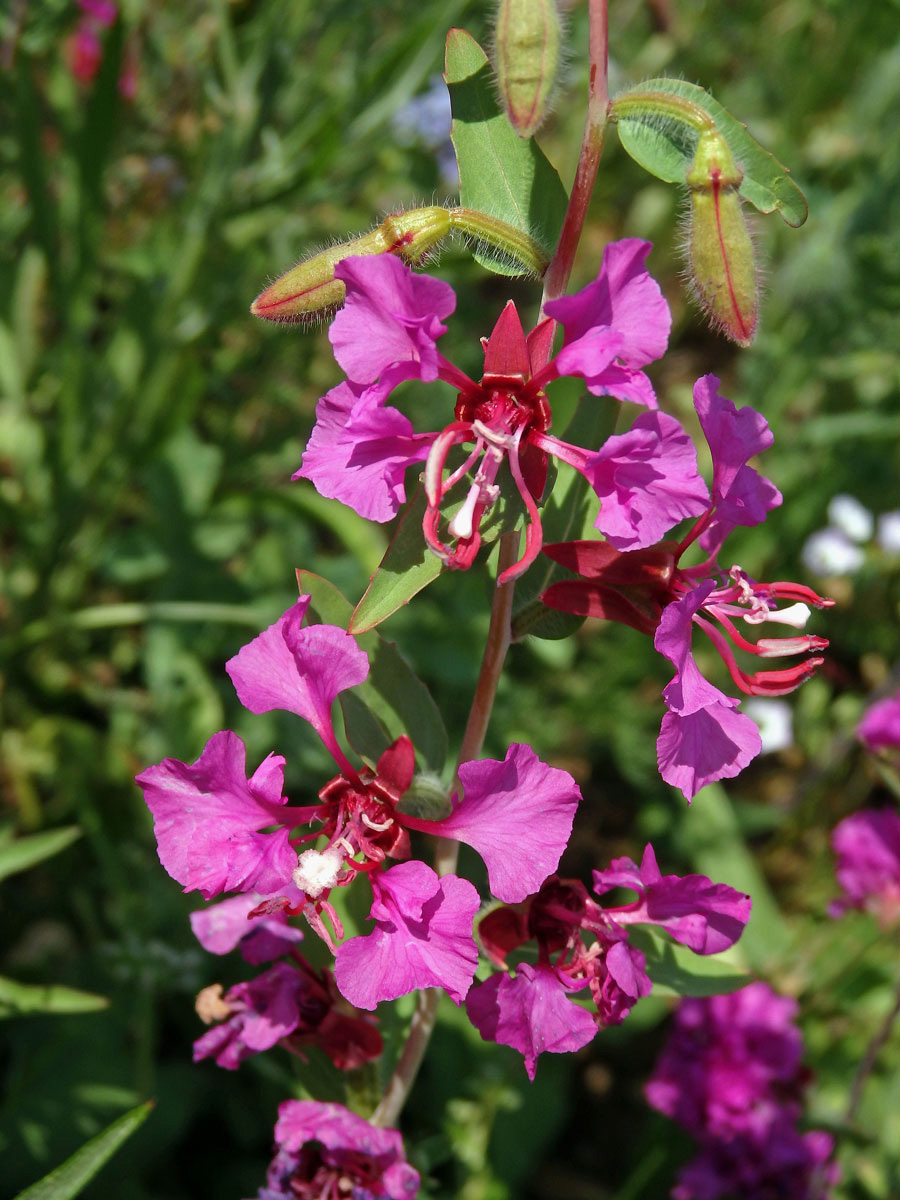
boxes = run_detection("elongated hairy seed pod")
[494,0,561,137]
[685,131,759,346]
[250,206,451,324]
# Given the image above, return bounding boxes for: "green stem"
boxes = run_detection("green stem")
[846,970,900,1125]
[539,0,609,320]
[370,533,519,1128]
[609,89,716,135]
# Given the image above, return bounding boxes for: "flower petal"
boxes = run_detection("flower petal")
[334,861,479,1009]
[584,412,709,549]
[295,380,435,522]
[421,744,581,903]
[226,599,368,761]
[465,963,596,1080]
[657,704,762,801]
[330,254,455,385]
[136,731,296,899]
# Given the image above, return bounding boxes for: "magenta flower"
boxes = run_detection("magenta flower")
[334,860,480,1009]
[858,690,900,753]
[542,375,831,800]
[136,597,581,1007]
[465,962,598,1080]
[190,893,304,965]
[465,848,750,1078]
[646,983,837,1199]
[829,808,900,924]
[136,731,299,899]
[251,1100,419,1200]
[592,843,752,954]
[194,959,382,1072]
[296,240,684,581]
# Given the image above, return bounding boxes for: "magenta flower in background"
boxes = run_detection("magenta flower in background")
[646,983,837,1199]
[465,847,750,1078]
[251,1100,419,1199]
[136,596,581,1009]
[296,240,698,582]
[858,690,900,753]
[829,808,900,925]
[541,375,831,800]
[190,893,304,965]
[193,959,382,1073]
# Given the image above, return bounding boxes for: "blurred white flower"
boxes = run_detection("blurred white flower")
[743,699,794,754]
[827,494,873,543]
[877,510,900,554]
[802,527,865,576]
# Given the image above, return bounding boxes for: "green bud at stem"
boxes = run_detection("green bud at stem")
[493,0,561,138]
[686,131,759,347]
[448,207,550,276]
[398,772,452,821]
[250,206,451,324]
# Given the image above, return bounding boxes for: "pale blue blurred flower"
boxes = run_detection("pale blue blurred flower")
[877,511,900,554]
[827,494,873,543]
[802,527,865,576]
[742,699,794,754]
[391,75,457,187]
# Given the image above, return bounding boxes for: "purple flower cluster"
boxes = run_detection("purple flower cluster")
[646,983,837,1199]
[136,595,582,1014]
[251,1101,419,1200]
[829,808,900,925]
[466,846,751,1079]
[858,690,900,754]
[293,246,830,800]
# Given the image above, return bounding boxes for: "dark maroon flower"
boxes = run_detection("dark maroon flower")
[250,1100,419,1199]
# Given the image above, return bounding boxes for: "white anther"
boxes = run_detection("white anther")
[292,847,344,898]
[743,601,811,629]
[360,813,394,833]
[448,484,480,540]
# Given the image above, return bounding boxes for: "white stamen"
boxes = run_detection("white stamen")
[360,812,393,833]
[292,847,344,898]
[448,483,480,540]
[743,601,811,629]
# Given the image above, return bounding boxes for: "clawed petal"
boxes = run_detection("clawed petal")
[334,862,479,1009]
[657,705,762,801]
[295,380,435,522]
[136,731,297,899]
[226,598,369,771]
[465,963,596,1080]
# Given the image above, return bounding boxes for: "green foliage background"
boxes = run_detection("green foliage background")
[1,0,899,1196]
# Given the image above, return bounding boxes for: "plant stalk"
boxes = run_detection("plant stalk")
[370,532,519,1127]
[539,0,609,316]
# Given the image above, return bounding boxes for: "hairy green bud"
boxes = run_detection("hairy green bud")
[250,206,452,324]
[398,772,451,822]
[493,0,561,138]
[685,131,759,347]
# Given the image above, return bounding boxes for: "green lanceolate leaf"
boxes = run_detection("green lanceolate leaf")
[13,1100,153,1200]
[0,827,82,883]
[629,928,751,998]
[349,487,443,636]
[298,571,448,775]
[444,28,568,275]
[612,78,808,227]
[0,976,109,1018]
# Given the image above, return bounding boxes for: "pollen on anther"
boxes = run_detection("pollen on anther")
[292,847,345,898]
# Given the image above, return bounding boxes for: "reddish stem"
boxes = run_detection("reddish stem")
[538,0,610,328]
[370,534,519,1128]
